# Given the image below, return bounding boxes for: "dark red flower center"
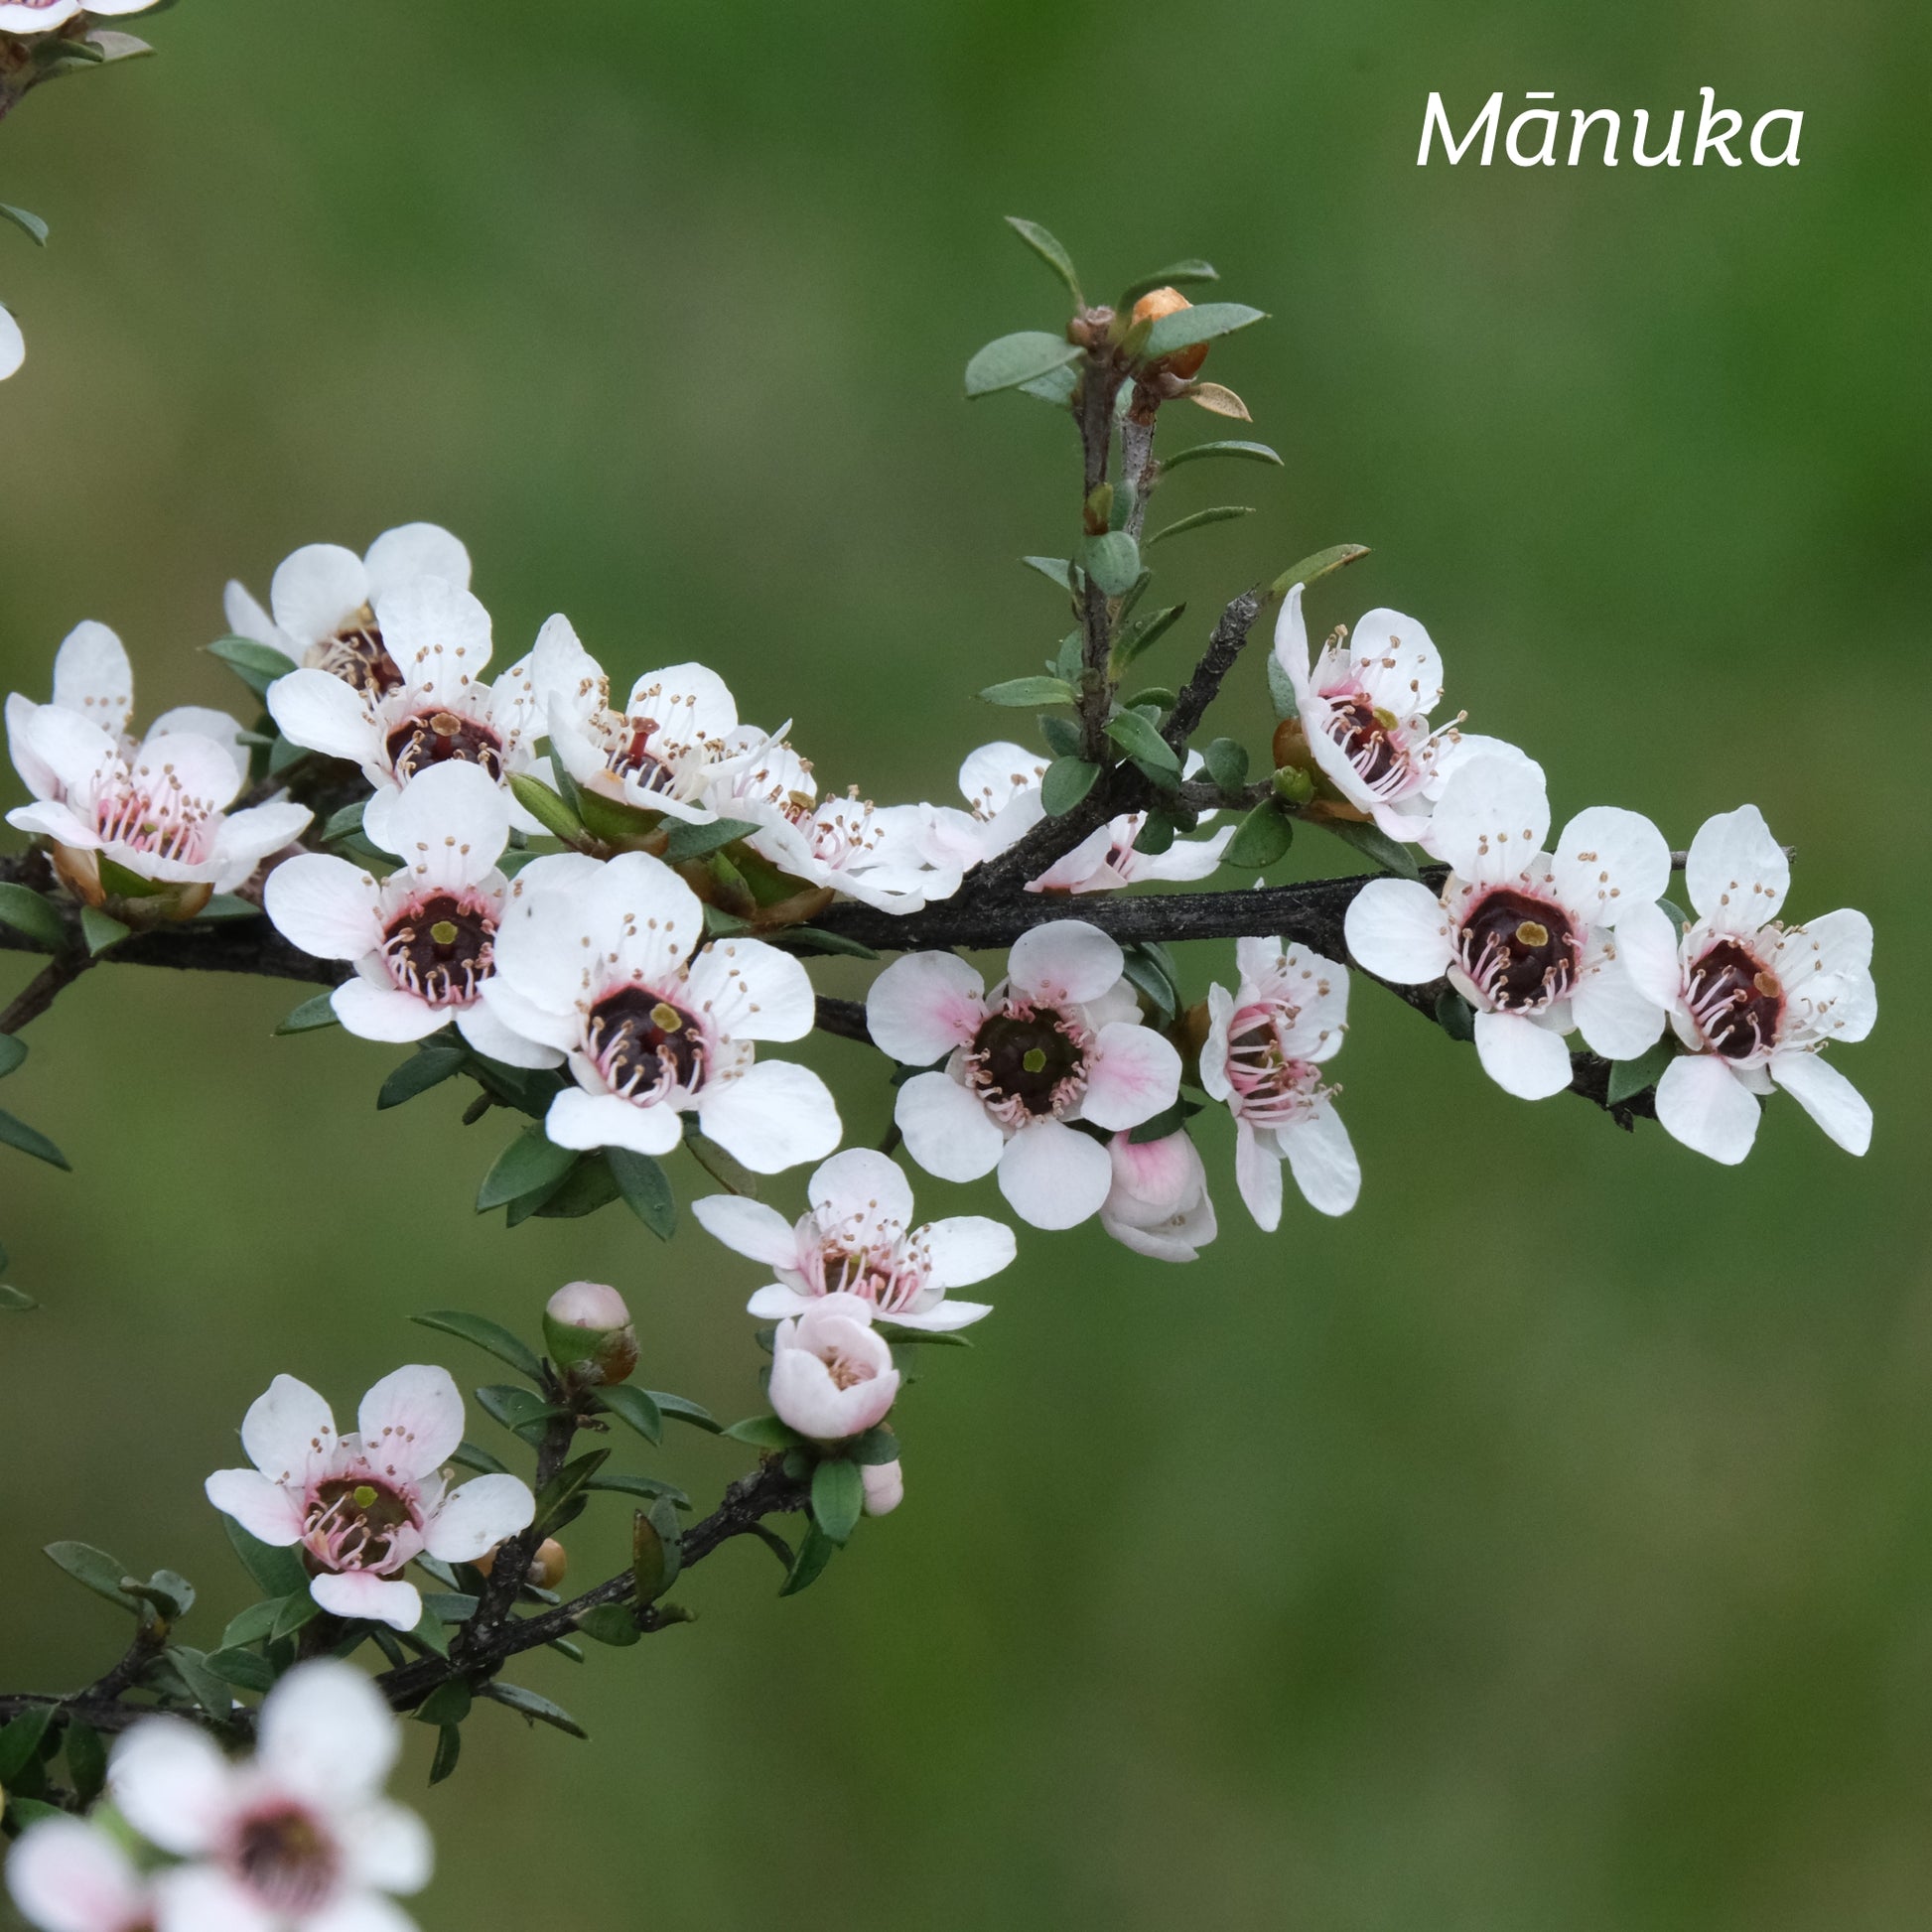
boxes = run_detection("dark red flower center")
[1455,888,1580,1012]
[587,987,709,1100]
[317,614,402,697]
[969,1010,1086,1118]
[381,892,495,1007]
[231,1802,340,1914]
[1687,938,1783,1060]
[1323,695,1404,790]
[386,709,504,783]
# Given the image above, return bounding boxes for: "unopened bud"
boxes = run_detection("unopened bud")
[1271,763,1315,808]
[861,1460,904,1518]
[1130,286,1209,380]
[528,1538,569,1589]
[543,1281,639,1386]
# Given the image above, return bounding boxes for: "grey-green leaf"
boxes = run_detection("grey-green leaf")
[1203,737,1250,793]
[1004,215,1082,303]
[1117,260,1219,307]
[1160,439,1282,471]
[811,1458,865,1545]
[1224,800,1294,872]
[979,676,1076,708]
[1104,710,1180,778]
[477,1126,577,1213]
[607,1147,675,1241]
[205,635,296,700]
[1268,542,1370,600]
[1146,504,1254,548]
[1319,817,1420,880]
[1039,757,1100,817]
[0,204,49,246]
[0,884,67,948]
[0,1111,69,1170]
[411,1310,543,1381]
[1142,302,1266,358]
[275,992,341,1035]
[377,1045,466,1111]
[964,331,1081,399]
[1605,1039,1676,1105]
[1083,531,1141,596]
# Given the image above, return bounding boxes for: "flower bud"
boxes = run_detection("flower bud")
[1130,286,1209,380]
[543,1281,639,1386]
[1271,763,1315,808]
[862,1460,904,1518]
[528,1538,569,1589]
[1099,1130,1217,1263]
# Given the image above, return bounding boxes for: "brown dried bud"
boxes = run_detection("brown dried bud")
[528,1539,569,1590]
[1131,287,1209,381]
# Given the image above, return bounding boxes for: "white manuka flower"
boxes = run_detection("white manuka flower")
[108,1661,431,1932]
[1273,584,1527,847]
[1344,755,1671,1101]
[262,760,550,1063]
[478,848,841,1172]
[6,621,309,905]
[267,578,567,846]
[0,304,22,382]
[693,1146,1012,1330]
[205,1365,535,1632]
[224,522,471,696]
[1200,938,1358,1227]
[0,0,158,35]
[1099,1128,1218,1262]
[1616,804,1876,1165]
[6,1816,157,1932]
[767,1292,901,1443]
[867,920,1182,1230]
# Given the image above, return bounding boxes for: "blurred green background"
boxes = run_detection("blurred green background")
[3,2,1929,1926]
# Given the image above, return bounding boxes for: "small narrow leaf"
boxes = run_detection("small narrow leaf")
[1143,302,1265,358]
[1224,800,1294,871]
[1039,757,1100,817]
[204,1647,275,1695]
[598,1384,664,1446]
[811,1458,865,1545]
[1111,604,1185,674]
[770,926,880,961]
[1117,260,1219,307]
[725,1415,805,1450]
[1266,652,1300,721]
[780,1522,839,1597]
[0,1111,69,1171]
[429,1725,462,1785]
[578,1602,642,1647]
[480,1682,589,1739]
[1606,1039,1676,1105]
[0,884,67,948]
[1160,438,1282,471]
[1018,361,1078,406]
[206,635,296,700]
[1004,216,1082,303]
[649,1391,720,1434]
[477,1125,577,1213]
[0,1036,25,1078]
[164,1647,233,1724]
[411,1310,543,1381]
[1038,714,1082,759]
[43,1542,138,1611]
[0,1286,38,1311]
[1146,504,1254,548]
[275,992,341,1035]
[1104,710,1181,778]
[222,1517,309,1597]
[0,205,49,247]
[505,773,586,846]
[979,675,1076,709]
[1434,987,1477,1042]
[532,1449,613,1539]
[662,817,758,863]
[1267,542,1370,600]
[1186,381,1252,421]
[1021,555,1077,593]
[1319,817,1420,880]
[0,1709,54,1784]
[377,1044,466,1111]
[606,1147,675,1240]
[965,331,1081,399]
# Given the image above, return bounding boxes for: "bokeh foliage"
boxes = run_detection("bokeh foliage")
[2,1,1929,1926]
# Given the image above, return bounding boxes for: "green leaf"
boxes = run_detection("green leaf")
[1434,987,1477,1041]
[1161,438,1282,471]
[222,1518,309,1597]
[649,1391,720,1434]
[780,1522,840,1597]
[1267,542,1371,600]
[429,1724,463,1784]
[686,1132,759,1198]
[1111,604,1186,674]
[1657,897,1691,931]
[65,1718,107,1804]
[578,1601,642,1647]
[598,1383,665,1446]
[633,1498,683,1603]
[1104,710,1181,779]
[451,1438,509,1475]
[475,1383,563,1438]
[1266,650,1300,721]
[505,772,587,846]
[477,1125,577,1212]
[165,1646,233,1724]
[1203,737,1250,793]
[1319,817,1420,880]
[1120,945,1179,1024]
[1052,631,1084,683]
[275,991,341,1035]
[1018,361,1079,406]
[0,1708,54,1784]
[586,1471,690,1507]
[1122,687,1176,718]
[594,1147,673,1242]
[1038,713,1082,759]
[1142,301,1266,358]
[1039,757,1099,817]
[0,1285,37,1311]
[1225,800,1295,872]
[810,1458,865,1545]
[194,895,263,923]
[979,676,1076,708]
[202,1646,275,1695]
[4,1799,63,1831]
[44,1541,138,1612]
[419,1592,478,1625]
[220,1597,285,1648]
[271,1592,322,1642]
[1004,215,1082,303]
[480,1682,589,1739]
[319,801,366,846]
[0,1036,25,1079]
[1083,531,1141,596]
[1117,260,1219,308]
[0,1109,69,1170]
[84,29,155,63]
[533,1449,612,1538]
[769,926,880,961]
[964,331,1081,399]
[724,1414,805,1450]
[206,634,296,700]
[1606,1039,1676,1105]
[411,1309,543,1381]
[377,1043,466,1111]
[415,1681,473,1727]
[1146,504,1254,548]
[130,1569,196,1620]
[1021,556,1077,594]
[0,884,67,948]
[0,204,49,247]
[526,1156,621,1220]
[659,817,755,863]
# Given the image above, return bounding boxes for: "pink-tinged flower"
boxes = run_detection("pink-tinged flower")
[1615,805,1875,1166]
[262,760,550,1063]
[1273,584,1528,846]
[693,1146,1011,1330]
[266,580,569,845]
[478,849,841,1173]
[0,0,157,35]
[0,305,22,382]
[205,1366,534,1632]
[6,621,309,906]
[1099,1129,1218,1261]
[767,1292,900,1442]
[862,1460,904,1517]
[1344,756,1672,1101]
[1200,938,1358,1227]
[868,920,1182,1230]
[5,1817,156,1932]
[223,524,471,696]
[108,1661,430,1932]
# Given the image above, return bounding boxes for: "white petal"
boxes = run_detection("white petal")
[259,1659,400,1802]
[1349,608,1443,716]
[1232,1119,1285,1232]
[1769,1051,1871,1156]
[224,580,293,655]
[210,801,313,894]
[270,543,370,646]
[376,577,493,690]
[475,973,579,1056]
[1472,1010,1574,1100]
[240,1373,340,1486]
[996,1118,1113,1229]
[1551,805,1671,927]
[1571,951,1668,1061]
[205,1467,304,1546]
[7,693,60,799]
[1080,1022,1182,1131]
[548,1085,684,1156]
[697,1059,842,1174]
[365,521,472,598]
[1343,878,1453,983]
[746,1284,814,1318]
[683,935,816,1043]
[264,853,382,961]
[6,1819,151,1932]
[454,999,564,1069]
[425,1473,536,1561]
[918,1214,1017,1288]
[865,951,985,1064]
[808,1146,915,1236]
[268,667,379,765]
[343,1799,435,1897]
[1007,919,1122,1006]
[1685,804,1788,931]
[0,305,22,380]
[357,1365,465,1480]
[884,1297,995,1330]
[148,706,251,788]
[331,979,446,1044]
[896,1071,1004,1182]
[623,662,738,746]
[153,1866,272,1932]
[958,740,1046,816]
[690,1193,800,1267]
[1279,1101,1360,1216]
[51,621,134,737]
[305,1891,423,1932]
[1614,899,1686,1010]
[1198,983,1234,1100]
[374,760,509,887]
[1270,583,1312,697]
[1654,1053,1760,1164]
[309,1570,423,1632]
[1430,755,1551,886]
[109,1721,233,1856]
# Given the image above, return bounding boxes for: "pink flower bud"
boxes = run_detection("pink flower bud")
[543,1281,638,1385]
[862,1459,904,1517]
[1099,1130,1218,1263]
[768,1292,899,1442]
[547,1281,631,1330]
